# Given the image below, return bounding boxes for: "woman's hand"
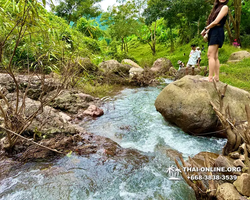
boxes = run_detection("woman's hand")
[200,29,207,37]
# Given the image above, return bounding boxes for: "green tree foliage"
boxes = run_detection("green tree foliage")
[240,0,250,47]
[241,0,250,35]
[0,0,101,72]
[136,18,168,55]
[53,0,102,23]
[76,17,103,39]
[101,1,140,52]
[144,0,210,49]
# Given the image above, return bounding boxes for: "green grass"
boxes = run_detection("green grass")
[220,58,250,92]
[127,39,250,92]
[128,40,245,68]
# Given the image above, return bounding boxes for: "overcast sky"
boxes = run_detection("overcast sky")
[99,0,118,11]
[46,0,119,12]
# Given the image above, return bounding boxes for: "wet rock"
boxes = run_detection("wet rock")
[169,67,177,76]
[121,59,141,68]
[3,93,84,137]
[155,75,250,135]
[151,58,173,73]
[154,143,182,161]
[12,132,149,165]
[233,159,246,168]
[130,68,158,86]
[99,60,121,72]
[214,155,241,176]
[174,67,204,80]
[0,155,21,180]
[78,105,104,118]
[228,51,250,63]
[233,173,250,197]
[98,60,131,78]
[229,151,240,159]
[187,152,219,168]
[0,73,58,100]
[216,183,243,200]
[240,155,245,162]
[129,67,144,78]
[49,90,97,114]
[111,64,130,77]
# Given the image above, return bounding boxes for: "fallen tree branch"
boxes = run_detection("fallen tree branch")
[0,126,64,155]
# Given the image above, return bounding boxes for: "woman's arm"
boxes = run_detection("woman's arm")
[206,5,228,29]
[201,5,228,35]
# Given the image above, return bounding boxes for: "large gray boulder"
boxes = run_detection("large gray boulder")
[216,183,243,200]
[98,60,121,71]
[2,93,84,137]
[175,66,206,80]
[233,173,250,196]
[151,58,173,73]
[155,75,250,135]
[49,90,97,114]
[98,60,131,77]
[0,73,58,100]
[228,51,250,63]
[121,59,141,68]
[129,67,144,78]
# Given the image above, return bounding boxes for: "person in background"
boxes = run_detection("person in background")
[201,45,205,52]
[201,0,229,82]
[186,44,200,69]
[178,60,185,70]
[196,47,201,68]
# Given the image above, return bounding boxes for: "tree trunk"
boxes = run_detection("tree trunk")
[234,0,241,40]
[226,0,241,44]
[121,37,124,51]
[125,37,128,53]
[225,21,234,44]
[197,18,200,35]
[170,27,174,52]
[0,42,2,63]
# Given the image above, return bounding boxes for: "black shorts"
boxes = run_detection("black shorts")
[208,26,225,48]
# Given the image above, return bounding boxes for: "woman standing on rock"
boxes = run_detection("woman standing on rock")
[201,0,229,82]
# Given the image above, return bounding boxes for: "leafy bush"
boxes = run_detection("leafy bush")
[82,37,101,52]
[240,34,250,48]
[77,17,103,39]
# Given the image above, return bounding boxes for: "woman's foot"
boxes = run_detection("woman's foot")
[213,76,219,82]
[201,77,213,82]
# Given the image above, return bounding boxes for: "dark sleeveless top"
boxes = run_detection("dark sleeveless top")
[218,15,228,27]
[208,14,228,48]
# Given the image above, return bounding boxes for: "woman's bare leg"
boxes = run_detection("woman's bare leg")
[214,49,220,82]
[207,45,219,82]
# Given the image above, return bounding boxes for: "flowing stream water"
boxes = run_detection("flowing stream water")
[0,80,226,200]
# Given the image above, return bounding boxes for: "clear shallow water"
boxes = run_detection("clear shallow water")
[0,81,226,200]
[82,85,226,158]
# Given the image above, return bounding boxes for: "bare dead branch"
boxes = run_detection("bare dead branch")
[174,158,197,190]
[0,126,64,154]
[205,153,216,196]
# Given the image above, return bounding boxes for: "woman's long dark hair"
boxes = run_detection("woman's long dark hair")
[207,0,229,25]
